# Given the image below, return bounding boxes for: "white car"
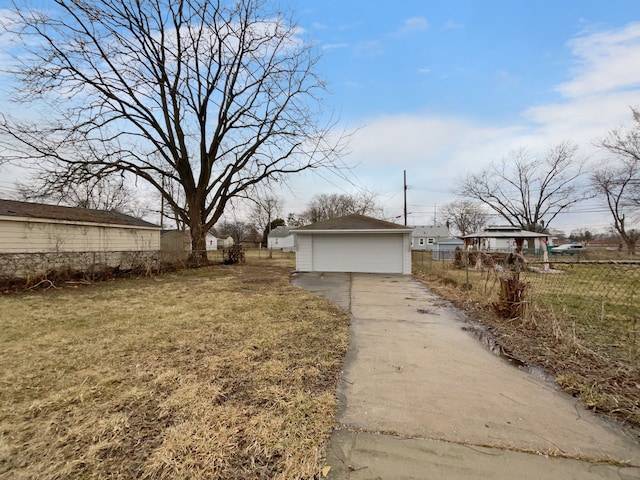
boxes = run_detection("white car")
[549,244,586,255]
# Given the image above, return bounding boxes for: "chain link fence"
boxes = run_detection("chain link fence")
[412,250,639,360]
[0,248,296,290]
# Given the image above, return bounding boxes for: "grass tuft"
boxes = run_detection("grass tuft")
[0,259,349,479]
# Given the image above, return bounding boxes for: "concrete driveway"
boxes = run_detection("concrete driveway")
[292,272,640,480]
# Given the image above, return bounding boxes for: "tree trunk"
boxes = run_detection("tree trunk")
[188,214,209,267]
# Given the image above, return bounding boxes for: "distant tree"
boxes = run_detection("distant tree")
[569,228,594,245]
[15,174,145,216]
[0,0,345,265]
[548,228,568,244]
[440,200,489,236]
[286,212,305,227]
[458,143,590,241]
[593,109,640,255]
[249,196,282,246]
[301,192,381,223]
[218,220,252,245]
[262,218,286,246]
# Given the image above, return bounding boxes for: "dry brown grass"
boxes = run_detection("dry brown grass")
[0,257,349,479]
[413,260,640,437]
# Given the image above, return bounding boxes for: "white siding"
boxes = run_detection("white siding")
[268,234,295,250]
[402,233,411,274]
[0,218,160,253]
[311,234,405,274]
[295,234,313,271]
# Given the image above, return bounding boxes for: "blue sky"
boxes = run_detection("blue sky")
[282,0,640,231]
[1,1,639,233]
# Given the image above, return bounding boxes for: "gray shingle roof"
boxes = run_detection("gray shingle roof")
[0,199,159,229]
[293,214,411,231]
[268,226,291,238]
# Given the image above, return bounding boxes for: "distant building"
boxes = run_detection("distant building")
[161,229,218,261]
[460,225,551,253]
[411,225,452,251]
[217,235,234,249]
[0,198,160,278]
[267,226,295,251]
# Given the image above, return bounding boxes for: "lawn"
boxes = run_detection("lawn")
[0,258,350,479]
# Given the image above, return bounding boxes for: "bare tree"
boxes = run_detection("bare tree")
[15,173,145,216]
[0,0,345,264]
[458,142,590,236]
[593,109,640,254]
[569,228,594,245]
[217,220,252,245]
[440,200,488,236]
[249,195,282,245]
[301,192,381,224]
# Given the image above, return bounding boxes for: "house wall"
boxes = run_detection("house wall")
[206,233,218,250]
[411,236,440,251]
[479,237,545,252]
[0,217,159,253]
[267,235,295,251]
[295,232,411,274]
[295,234,313,271]
[402,233,412,274]
[217,237,234,249]
[160,230,191,262]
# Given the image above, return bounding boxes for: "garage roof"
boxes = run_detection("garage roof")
[0,198,159,228]
[293,214,412,233]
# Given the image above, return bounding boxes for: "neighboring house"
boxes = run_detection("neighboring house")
[411,225,454,251]
[161,229,218,261]
[292,214,412,274]
[0,198,160,277]
[160,230,191,261]
[217,235,234,249]
[460,225,551,253]
[206,230,218,251]
[241,228,263,248]
[0,199,159,253]
[267,226,294,251]
[433,238,465,260]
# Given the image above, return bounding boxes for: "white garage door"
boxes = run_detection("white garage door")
[312,234,404,273]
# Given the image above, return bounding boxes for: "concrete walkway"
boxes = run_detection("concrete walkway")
[292,272,640,479]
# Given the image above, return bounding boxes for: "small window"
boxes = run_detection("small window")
[419,238,425,246]
[427,238,434,244]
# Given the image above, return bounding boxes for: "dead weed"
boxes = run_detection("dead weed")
[0,261,349,479]
[414,269,640,437]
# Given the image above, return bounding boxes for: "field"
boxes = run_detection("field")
[0,254,350,480]
[413,251,640,433]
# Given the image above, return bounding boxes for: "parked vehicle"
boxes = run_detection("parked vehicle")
[549,244,586,255]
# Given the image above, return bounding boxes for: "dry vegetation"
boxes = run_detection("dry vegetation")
[413,254,640,438]
[0,255,350,479]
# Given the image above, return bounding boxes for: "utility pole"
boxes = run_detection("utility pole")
[403,170,407,226]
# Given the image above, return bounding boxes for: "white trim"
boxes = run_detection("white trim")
[0,215,160,231]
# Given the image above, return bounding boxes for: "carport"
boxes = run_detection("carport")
[292,214,412,274]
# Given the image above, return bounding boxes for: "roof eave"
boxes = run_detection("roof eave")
[292,228,413,234]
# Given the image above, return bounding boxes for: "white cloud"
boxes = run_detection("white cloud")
[322,42,348,51]
[443,20,464,30]
[354,40,384,56]
[558,22,640,98]
[397,16,429,35]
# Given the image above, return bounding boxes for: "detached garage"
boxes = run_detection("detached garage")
[292,214,412,274]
